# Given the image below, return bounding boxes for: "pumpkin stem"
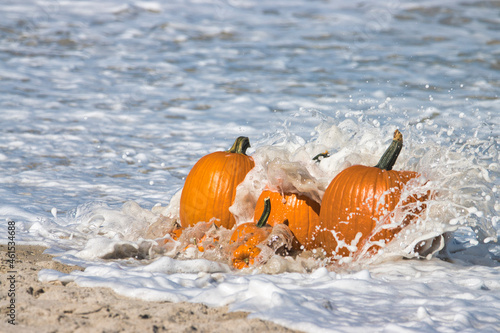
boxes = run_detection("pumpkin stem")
[374,129,403,171]
[312,151,330,162]
[227,136,251,155]
[256,197,271,228]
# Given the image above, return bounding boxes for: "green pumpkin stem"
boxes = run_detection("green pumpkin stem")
[256,197,271,228]
[227,136,251,155]
[374,129,403,171]
[312,151,330,162]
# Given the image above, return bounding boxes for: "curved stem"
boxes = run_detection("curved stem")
[374,129,403,171]
[227,136,251,155]
[312,151,330,162]
[256,197,271,228]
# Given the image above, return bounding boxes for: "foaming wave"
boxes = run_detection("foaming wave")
[230,116,499,271]
[34,115,498,273]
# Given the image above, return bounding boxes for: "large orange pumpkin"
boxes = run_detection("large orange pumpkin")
[317,130,428,258]
[180,136,255,229]
[253,190,320,250]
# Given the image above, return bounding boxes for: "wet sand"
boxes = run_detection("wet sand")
[0,244,302,333]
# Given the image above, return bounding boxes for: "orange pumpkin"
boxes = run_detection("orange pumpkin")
[317,130,428,258]
[180,136,255,229]
[179,222,220,252]
[253,190,320,250]
[230,197,272,269]
[182,233,219,253]
[159,226,192,248]
[161,227,184,245]
[232,245,262,270]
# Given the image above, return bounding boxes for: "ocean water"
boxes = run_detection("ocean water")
[1,0,499,332]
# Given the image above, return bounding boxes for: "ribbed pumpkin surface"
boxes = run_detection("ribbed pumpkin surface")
[317,165,420,258]
[253,189,320,250]
[180,150,254,229]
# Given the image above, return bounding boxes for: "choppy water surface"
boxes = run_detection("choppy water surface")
[1,1,499,332]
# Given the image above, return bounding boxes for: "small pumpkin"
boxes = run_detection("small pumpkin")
[253,190,320,250]
[180,222,219,252]
[180,136,255,230]
[317,129,429,258]
[232,244,262,270]
[230,197,272,269]
[162,227,184,244]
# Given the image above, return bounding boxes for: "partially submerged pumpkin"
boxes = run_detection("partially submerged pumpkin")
[180,136,255,229]
[251,151,328,251]
[317,130,429,258]
[253,190,320,250]
[179,222,220,253]
[230,197,273,269]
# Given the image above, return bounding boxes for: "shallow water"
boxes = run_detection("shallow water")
[1,0,500,332]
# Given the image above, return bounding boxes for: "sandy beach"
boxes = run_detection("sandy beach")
[0,244,302,333]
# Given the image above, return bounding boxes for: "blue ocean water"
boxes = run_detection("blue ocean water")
[1,0,498,210]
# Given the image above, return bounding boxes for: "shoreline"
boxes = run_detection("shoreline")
[0,244,301,333]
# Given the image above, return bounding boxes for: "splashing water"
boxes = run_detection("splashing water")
[28,113,498,274]
[230,114,498,271]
